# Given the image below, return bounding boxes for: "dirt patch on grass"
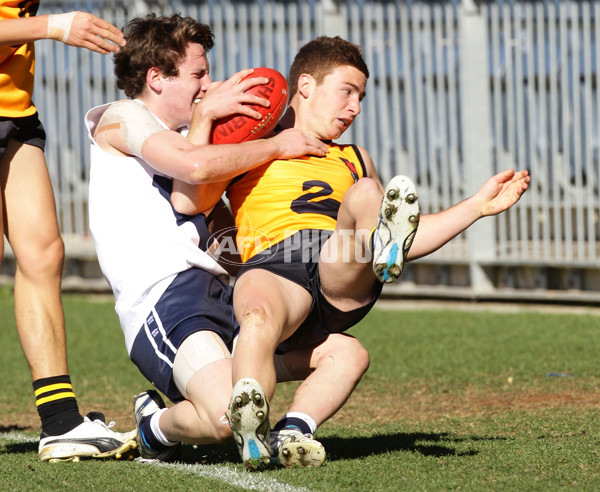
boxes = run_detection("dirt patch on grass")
[0,399,137,433]
[329,387,600,425]
[2,387,599,433]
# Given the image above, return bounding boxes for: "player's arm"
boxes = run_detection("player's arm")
[93,100,327,210]
[169,128,325,215]
[407,169,530,260]
[0,12,125,54]
[172,178,233,217]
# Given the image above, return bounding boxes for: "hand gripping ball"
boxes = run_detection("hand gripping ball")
[210,67,289,144]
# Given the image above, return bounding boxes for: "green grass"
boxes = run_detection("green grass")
[1,291,599,491]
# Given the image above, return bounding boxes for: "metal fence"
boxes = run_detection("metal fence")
[4,0,598,302]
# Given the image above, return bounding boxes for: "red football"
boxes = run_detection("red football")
[211,67,289,144]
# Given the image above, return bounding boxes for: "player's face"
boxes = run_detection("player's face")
[307,65,366,140]
[161,43,211,129]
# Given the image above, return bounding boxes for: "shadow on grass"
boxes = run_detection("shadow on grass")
[177,431,506,465]
[180,440,240,465]
[0,429,506,463]
[2,441,37,455]
[1,425,37,455]
[321,432,503,461]
[0,425,28,433]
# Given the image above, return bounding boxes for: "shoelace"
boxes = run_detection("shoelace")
[85,411,116,430]
[85,416,116,430]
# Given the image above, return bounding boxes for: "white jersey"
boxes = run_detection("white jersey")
[86,101,228,354]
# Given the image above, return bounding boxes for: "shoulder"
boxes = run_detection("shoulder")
[352,144,369,162]
[100,99,155,124]
[92,99,165,157]
[333,142,369,163]
[352,144,380,181]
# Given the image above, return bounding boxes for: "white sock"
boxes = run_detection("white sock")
[283,411,317,434]
[150,408,178,447]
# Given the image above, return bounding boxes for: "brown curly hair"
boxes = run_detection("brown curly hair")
[114,13,215,98]
[288,36,369,97]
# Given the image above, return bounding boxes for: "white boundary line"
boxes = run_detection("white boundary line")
[0,431,38,444]
[153,462,311,492]
[0,433,311,492]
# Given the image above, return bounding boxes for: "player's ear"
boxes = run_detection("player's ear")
[297,73,314,99]
[146,67,164,93]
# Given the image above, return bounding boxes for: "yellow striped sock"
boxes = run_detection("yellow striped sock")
[33,375,83,435]
[34,382,76,407]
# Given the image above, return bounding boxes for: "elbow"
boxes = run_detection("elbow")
[183,148,239,184]
[171,193,202,216]
[185,159,223,184]
[185,164,210,184]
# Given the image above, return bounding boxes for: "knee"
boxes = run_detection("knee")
[45,235,65,267]
[240,304,269,328]
[356,177,381,193]
[345,178,381,204]
[343,338,370,380]
[321,335,370,382]
[16,234,64,279]
[238,303,279,342]
[339,178,382,223]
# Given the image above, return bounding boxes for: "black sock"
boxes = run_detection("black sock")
[273,416,312,435]
[32,375,84,436]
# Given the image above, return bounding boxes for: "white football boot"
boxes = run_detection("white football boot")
[372,175,420,283]
[270,428,326,468]
[227,377,271,471]
[39,413,137,462]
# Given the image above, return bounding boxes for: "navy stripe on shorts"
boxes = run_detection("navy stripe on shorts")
[129,267,238,402]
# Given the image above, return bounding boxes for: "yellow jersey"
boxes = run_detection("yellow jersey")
[0,0,39,117]
[227,142,367,262]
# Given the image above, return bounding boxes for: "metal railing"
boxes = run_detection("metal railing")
[3,0,597,302]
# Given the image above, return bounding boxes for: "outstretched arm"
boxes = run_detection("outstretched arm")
[0,11,125,54]
[407,169,530,260]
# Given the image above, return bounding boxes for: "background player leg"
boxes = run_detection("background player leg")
[2,142,68,380]
[320,176,419,311]
[1,141,135,461]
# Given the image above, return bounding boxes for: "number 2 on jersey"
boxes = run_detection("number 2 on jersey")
[290,180,341,218]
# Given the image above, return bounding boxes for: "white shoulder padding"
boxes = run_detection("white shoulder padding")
[98,100,165,157]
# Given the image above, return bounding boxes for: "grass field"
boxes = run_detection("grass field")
[1,290,599,491]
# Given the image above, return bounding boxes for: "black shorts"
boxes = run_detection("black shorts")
[0,114,46,161]
[237,229,383,354]
[129,267,239,402]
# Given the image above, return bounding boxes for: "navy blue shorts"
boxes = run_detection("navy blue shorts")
[129,268,239,403]
[237,229,383,354]
[0,114,46,161]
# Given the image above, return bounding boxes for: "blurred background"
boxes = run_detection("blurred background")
[3,0,598,304]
